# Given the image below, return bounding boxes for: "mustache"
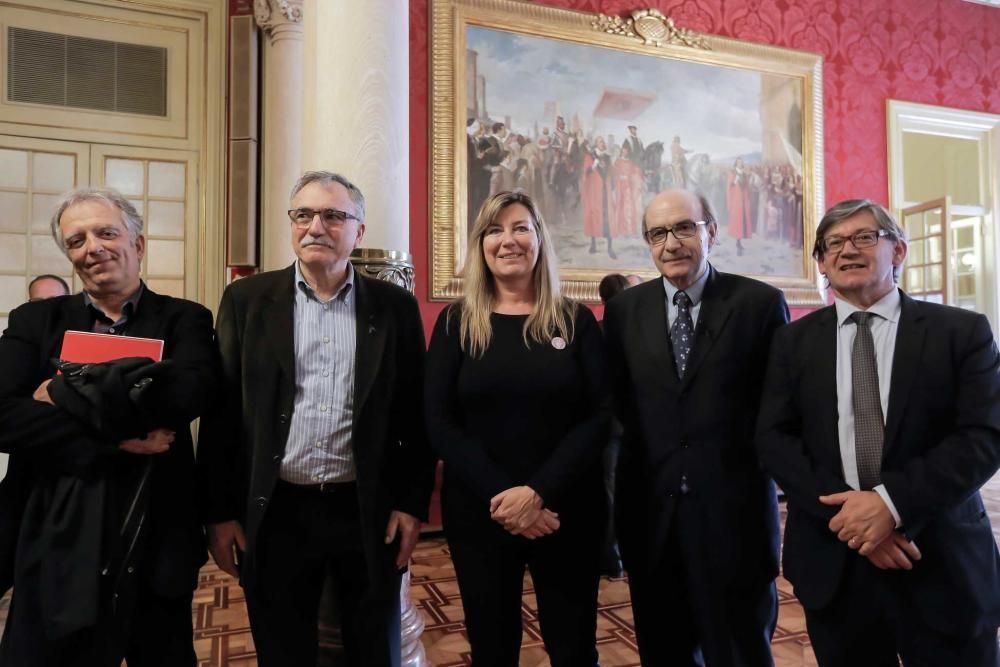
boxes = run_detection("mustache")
[300,235,334,249]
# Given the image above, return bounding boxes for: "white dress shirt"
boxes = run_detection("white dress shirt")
[661,266,711,330]
[834,288,903,526]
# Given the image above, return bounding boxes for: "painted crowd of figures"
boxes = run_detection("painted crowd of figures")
[467,116,803,262]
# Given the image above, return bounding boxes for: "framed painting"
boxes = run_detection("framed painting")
[429,0,825,305]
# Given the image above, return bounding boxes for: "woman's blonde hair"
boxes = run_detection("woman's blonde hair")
[455,191,575,357]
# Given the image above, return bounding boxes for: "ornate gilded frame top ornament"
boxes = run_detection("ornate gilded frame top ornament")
[430,0,825,305]
[592,9,710,50]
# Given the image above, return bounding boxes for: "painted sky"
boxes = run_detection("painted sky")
[468,25,775,161]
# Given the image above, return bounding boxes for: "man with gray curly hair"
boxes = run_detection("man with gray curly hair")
[0,186,218,666]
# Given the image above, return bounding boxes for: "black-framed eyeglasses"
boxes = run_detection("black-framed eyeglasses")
[287,207,361,227]
[819,229,889,254]
[642,220,708,246]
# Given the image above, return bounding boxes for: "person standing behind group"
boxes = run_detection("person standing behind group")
[425,191,610,666]
[27,274,70,301]
[604,188,789,666]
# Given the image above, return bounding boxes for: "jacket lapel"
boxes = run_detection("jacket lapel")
[883,291,925,455]
[61,293,93,333]
[812,306,842,461]
[680,267,733,389]
[127,287,164,341]
[264,265,296,383]
[353,275,386,418]
[636,280,677,390]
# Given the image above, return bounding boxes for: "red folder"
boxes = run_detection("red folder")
[60,330,164,363]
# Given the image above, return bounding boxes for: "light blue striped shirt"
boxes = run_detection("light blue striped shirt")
[281,261,358,484]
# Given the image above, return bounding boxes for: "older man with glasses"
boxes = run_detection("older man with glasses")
[757,199,1000,666]
[603,188,789,666]
[198,171,434,667]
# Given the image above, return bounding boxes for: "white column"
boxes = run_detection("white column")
[301,5,422,665]
[301,0,409,254]
[255,0,304,271]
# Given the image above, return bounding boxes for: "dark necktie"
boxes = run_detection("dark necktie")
[671,291,694,378]
[851,311,884,490]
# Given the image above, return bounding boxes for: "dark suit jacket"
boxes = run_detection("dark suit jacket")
[756,290,1000,636]
[197,265,434,592]
[0,288,218,597]
[603,266,789,584]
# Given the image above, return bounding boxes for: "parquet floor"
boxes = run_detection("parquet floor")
[2,472,998,666]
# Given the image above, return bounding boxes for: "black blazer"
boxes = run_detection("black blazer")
[197,265,434,592]
[756,290,1000,636]
[0,288,218,596]
[603,266,789,583]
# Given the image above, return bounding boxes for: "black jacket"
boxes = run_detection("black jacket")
[197,266,434,592]
[0,289,219,643]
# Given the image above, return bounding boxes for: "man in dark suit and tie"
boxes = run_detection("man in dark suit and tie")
[603,188,789,666]
[757,199,1000,666]
[198,171,434,667]
[0,187,218,666]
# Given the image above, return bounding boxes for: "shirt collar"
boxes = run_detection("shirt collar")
[83,282,144,322]
[661,263,711,307]
[294,261,355,303]
[834,287,901,327]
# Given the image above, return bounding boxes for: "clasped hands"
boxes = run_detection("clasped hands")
[819,490,921,571]
[490,486,560,539]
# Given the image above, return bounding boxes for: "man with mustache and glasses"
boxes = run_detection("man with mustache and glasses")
[603,188,789,666]
[198,171,434,667]
[757,199,1000,666]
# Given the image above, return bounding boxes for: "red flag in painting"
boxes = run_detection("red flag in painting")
[592,88,656,121]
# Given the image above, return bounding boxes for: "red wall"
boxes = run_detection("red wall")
[409,0,1000,333]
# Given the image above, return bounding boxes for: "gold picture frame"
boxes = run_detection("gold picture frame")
[429,0,825,305]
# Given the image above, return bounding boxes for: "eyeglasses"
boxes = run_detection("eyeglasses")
[643,220,708,246]
[287,207,361,227]
[819,229,889,254]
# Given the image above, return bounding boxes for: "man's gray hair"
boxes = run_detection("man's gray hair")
[50,187,143,255]
[289,171,366,222]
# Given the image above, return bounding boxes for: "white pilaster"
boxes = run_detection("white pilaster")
[255,0,303,271]
[301,0,409,253]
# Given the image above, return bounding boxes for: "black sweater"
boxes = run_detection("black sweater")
[425,304,610,528]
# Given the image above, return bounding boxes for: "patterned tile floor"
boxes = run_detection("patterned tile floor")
[1,472,998,666]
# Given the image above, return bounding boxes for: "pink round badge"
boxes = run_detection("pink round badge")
[551,337,566,350]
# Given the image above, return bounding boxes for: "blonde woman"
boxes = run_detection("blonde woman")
[425,191,609,666]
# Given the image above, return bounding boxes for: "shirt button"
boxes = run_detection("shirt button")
[316,441,323,448]
[322,370,330,377]
[322,336,330,343]
[109,327,115,333]
[319,405,327,412]
[323,304,329,311]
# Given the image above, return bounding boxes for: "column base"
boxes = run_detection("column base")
[350,248,415,293]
